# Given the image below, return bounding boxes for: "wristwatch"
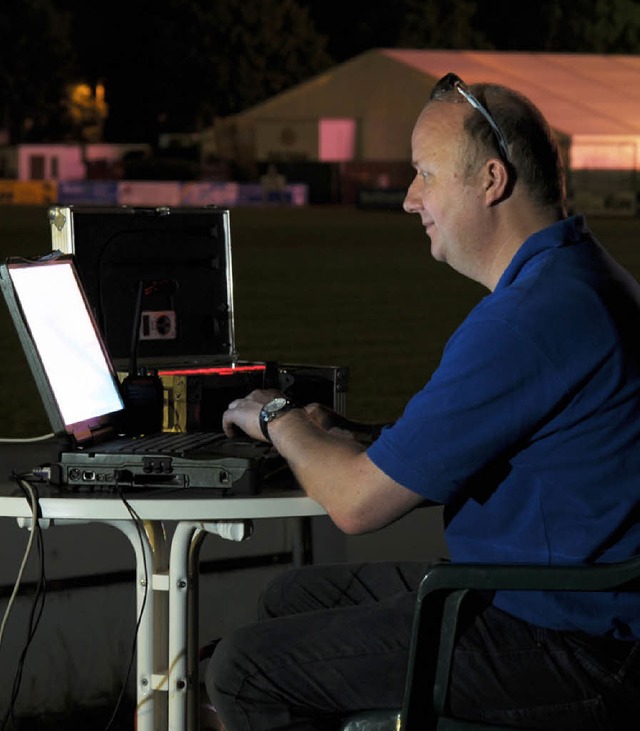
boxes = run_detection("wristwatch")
[259,396,297,442]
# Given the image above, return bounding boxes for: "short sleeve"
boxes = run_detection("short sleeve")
[367,315,568,503]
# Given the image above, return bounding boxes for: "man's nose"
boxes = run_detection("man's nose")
[403,179,421,213]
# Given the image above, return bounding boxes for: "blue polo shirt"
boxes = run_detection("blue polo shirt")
[368,215,640,639]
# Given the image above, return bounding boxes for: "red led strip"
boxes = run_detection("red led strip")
[158,364,267,377]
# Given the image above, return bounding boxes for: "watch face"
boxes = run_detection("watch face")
[265,396,288,415]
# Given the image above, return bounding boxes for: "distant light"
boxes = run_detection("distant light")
[570,136,640,170]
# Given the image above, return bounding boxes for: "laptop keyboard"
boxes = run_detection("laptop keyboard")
[105,431,235,454]
[91,430,279,462]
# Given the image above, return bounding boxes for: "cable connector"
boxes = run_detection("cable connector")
[31,465,51,481]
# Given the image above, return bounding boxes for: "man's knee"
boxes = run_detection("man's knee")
[256,569,293,619]
[205,628,255,716]
[205,623,298,731]
[259,564,368,619]
[257,566,317,619]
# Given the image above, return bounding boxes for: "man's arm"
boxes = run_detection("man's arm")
[223,390,424,534]
[303,402,391,444]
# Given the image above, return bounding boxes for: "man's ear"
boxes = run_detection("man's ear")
[484,158,512,206]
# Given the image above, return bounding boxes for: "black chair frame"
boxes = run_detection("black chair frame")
[343,554,640,731]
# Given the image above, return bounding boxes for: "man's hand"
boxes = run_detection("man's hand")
[304,403,387,444]
[224,394,422,534]
[304,403,357,440]
[303,402,335,430]
[222,389,283,441]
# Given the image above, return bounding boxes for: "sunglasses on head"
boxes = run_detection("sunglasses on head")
[431,72,511,164]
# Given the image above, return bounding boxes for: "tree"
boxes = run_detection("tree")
[544,0,640,53]
[472,0,640,53]
[201,0,333,120]
[301,0,640,57]
[55,0,332,144]
[0,0,73,143]
[298,0,406,60]
[398,0,490,50]
[297,0,489,59]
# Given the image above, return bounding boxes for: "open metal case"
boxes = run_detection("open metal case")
[48,204,348,432]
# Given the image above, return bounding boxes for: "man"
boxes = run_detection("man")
[205,74,640,729]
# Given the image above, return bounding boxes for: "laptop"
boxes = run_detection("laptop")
[0,252,284,494]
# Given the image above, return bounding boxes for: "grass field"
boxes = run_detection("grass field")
[1,205,640,437]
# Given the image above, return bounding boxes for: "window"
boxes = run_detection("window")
[29,155,45,179]
[319,119,356,162]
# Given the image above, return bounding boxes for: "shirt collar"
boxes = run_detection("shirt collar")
[495,215,589,291]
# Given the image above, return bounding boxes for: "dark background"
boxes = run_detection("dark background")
[3,0,640,145]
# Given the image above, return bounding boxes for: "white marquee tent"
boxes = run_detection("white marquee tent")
[215,49,640,210]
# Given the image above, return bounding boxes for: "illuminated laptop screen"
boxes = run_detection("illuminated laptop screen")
[10,261,124,426]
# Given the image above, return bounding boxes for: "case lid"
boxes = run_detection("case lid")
[49,205,236,371]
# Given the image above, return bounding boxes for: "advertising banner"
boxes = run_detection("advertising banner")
[117,181,182,206]
[0,180,57,205]
[180,182,240,207]
[57,180,119,205]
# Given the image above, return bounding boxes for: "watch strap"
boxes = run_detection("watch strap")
[259,411,272,441]
[259,398,296,442]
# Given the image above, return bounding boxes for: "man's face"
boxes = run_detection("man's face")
[403,101,488,279]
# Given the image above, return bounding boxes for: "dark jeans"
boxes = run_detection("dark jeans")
[204,561,640,730]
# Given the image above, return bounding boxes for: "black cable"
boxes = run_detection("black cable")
[0,476,147,730]
[9,480,46,727]
[128,280,144,378]
[7,523,46,729]
[1,476,47,731]
[102,489,149,731]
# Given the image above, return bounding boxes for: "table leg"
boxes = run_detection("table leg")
[167,521,251,731]
[17,517,170,731]
[104,519,169,731]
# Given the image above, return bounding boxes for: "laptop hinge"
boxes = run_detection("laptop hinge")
[74,424,115,448]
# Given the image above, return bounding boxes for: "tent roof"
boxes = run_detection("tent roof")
[382,49,640,136]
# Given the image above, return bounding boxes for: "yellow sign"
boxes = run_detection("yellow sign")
[0,180,58,205]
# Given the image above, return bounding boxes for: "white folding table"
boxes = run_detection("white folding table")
[0,444,325,731]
